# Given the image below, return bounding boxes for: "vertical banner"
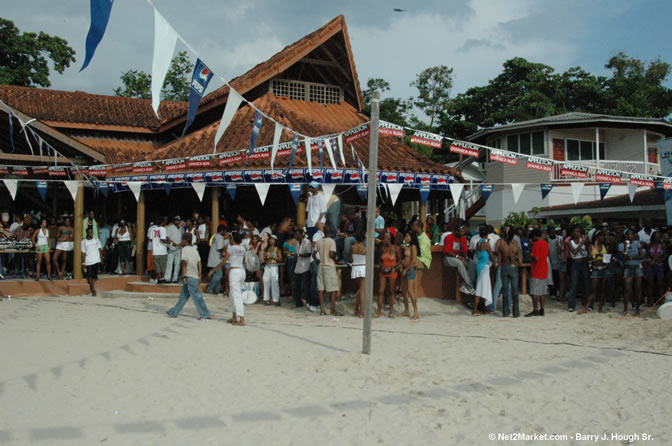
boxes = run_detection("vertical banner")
[304,137,313,174]
[419,183,430,205]
[3,179,18,201]
[570,183,584,205]
[270,122,283,170]
[191,182,206,202]
[247,110,265,160]
[214,90,244,153]
[318,139,325,169]
[226,184,237,200]
[36,180,48,201]
[480,184,494,202]
[80,0,115,71]
[254,183,271,205]
[511,183,525,204]
[289,183,302,205]
[182,58,214,136]
[599,183,612,200]
[388,183,403,206]
[658,138,672,224]
[151,8,178,117]
[288,132,299,169]
[449,183,464,206]
[541,184,554,200]
[64,180,79,201]
[356,184,367,202]
[656,182,664,201]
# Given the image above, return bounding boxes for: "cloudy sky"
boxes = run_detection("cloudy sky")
[4,0,672,105]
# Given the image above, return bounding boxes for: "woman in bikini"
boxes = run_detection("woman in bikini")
[400,230,420,320]
[376,230,401,318]
[52,216,74,280]
[350,232,367,317]
[32,218,52,281]
[473,226,494,316]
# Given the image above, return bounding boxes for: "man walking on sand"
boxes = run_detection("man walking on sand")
[167,233,211,320]
[81,227,102,296]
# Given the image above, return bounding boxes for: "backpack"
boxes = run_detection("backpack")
[244,250,261,272]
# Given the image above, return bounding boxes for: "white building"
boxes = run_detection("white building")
[466,113,672,226]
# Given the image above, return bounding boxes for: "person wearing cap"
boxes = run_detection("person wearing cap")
[166,233,211,320]
[306,182,327,241]
[263,234,283,305]
[165,216,183,283]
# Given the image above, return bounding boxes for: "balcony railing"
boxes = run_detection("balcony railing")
[552,160,661,181]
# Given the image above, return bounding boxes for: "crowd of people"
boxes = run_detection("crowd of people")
[2,183,671,323]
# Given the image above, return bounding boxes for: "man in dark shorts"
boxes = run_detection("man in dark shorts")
[81,227,103,296]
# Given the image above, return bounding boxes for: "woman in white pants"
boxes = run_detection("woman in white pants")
[209,232,247,326]
[263,235,283,306]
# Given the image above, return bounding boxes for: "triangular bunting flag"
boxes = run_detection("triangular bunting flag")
[36,180,48,201]
[357,184,367,202]
[338,134,345,166]
[226,184,237,200]
[323,138,337,170]
[127,181,142,202]
[270,122,283,170]
[3,179,18,200]
[151,8,178,117]
[64,180,79,201]
[289,183,302,205]
[322,184,336,202]
[419,184,430,204]
[449,183,464,206]
[570,182,584,205]
[628,183,638,203]
[214,90,244,153]
[318,139,325,169]
[163,183,171,196]
[480,184,494,202]
[254,183,271,205]
[511,183,525,204]
[288,132,299,169]
[99,181,109,198]
[655,182,664,200]
[80,0,115,71]
[247,111,264,160]
[192,182,206,202]
[305,137,312,174]
[541,184,554,200]
[388,183,403,206]
[599,183,612,200]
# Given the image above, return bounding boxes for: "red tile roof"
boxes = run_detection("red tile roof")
[0,85,186,130]
[73,137,157,164]
[149,92,458,176]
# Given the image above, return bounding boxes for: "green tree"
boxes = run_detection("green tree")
[362,77,411,126]
[0,18,76,87]
[409,65,454,131]
[113,51,193,101]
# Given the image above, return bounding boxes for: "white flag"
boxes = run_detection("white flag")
[628,183,638,203]
[128,181,142,202]
[192,182,206,202]
[388,183,403,206]
[338,134,345,166]
[254,183,271,205]
[270,122,283,170]
[511,183,525,204]
[570,183,584,205]
[151,9,178,118]
[3,179,18,201]
[323,138,337,170]
[304,137,312,174]
[449,183,464,206]
[64,180,79,201]
[213,89,244,153]
[322,184,336,202]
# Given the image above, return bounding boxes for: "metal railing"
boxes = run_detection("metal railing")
[552,160,661,181]
[444,184,482,222]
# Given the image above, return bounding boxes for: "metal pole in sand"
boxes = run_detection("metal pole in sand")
[362,91,380,355]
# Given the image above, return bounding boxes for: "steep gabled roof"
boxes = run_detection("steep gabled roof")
[0,85,187,132]
[149,92,458,176]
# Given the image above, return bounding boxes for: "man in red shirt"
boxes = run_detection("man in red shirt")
[443,224,475,295]
[526,229,549,317]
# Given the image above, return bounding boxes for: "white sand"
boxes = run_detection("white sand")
[1,294,671,445]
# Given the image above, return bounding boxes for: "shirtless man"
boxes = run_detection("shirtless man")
[496,228,523,317]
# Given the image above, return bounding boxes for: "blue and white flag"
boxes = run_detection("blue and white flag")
[288,132,299,169]
[247,110,264,160]
[541,183,554,200]
[357,184,367,202]
[36,180,48,201]
[656,182,664,200]
[182,58,214,137]
[318,139,325,170]
[80,0,114,71]
[481,184,494,202]
[599,183,612,200]
[226,184,237,200]
[289,183,302,205]
[419,183,430,205]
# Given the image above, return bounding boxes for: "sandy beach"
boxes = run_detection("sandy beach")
[1,293,670,445]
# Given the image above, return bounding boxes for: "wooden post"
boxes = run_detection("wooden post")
[73,177,84,280]
[136,190,146,276]
[211,187,220,234]
[363,91,380,355]
[419,202,427,227]
[297,201,306,228]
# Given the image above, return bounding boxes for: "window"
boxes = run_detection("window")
[566,139,605,161]
[506,131,544,155]
[488,138,501,149]
[270,79,343,104]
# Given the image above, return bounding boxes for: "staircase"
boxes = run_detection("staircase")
[444,185,486,222]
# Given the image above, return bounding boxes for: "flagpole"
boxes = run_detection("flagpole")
[362,91,380,355]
